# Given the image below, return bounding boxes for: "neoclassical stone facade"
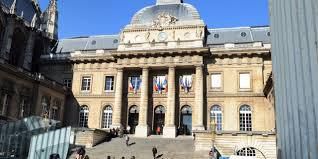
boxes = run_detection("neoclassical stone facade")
[39,0,277,158]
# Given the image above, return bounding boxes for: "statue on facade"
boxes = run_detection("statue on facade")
[152,12,178,28]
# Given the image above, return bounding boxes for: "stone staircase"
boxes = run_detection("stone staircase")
[69,135,209,159]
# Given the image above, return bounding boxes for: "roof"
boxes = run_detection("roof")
[53,35,119,54]
[131,3,200,25]
[53,26,270,54]
[1,0,39,23]
[207,26,270,45]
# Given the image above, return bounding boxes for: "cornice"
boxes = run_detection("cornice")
[112,47,209,58]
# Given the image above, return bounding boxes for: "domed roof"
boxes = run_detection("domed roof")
[131,3,201,25]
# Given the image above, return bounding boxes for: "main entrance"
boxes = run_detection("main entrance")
[128,105,139,134]
[153,105,165,135]
[179,105,192,135]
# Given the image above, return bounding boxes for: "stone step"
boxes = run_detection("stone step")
[68,136,205,159]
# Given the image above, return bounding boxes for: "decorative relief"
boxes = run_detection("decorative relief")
[184,32,191,39]
[152,12,178,28]
[135,35,142,42]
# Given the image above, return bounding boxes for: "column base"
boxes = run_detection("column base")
[192,125,205,131]
[135,125,150,138]
[163,126,176,138]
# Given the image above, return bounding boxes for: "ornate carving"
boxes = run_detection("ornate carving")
[152,12,178,28]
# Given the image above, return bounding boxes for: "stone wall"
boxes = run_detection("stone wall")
[74,128,108,148]
[194,131,277,159]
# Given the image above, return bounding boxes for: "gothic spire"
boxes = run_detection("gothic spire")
[31,13,37,28]
[156,0,183,5]
[9,0,17,14]
[42,0,58,39]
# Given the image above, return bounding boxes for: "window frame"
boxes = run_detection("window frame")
[239,105,253,131]
[210,105,223,131]
[210,72,223,91]
[79,105,89,128]
[63,78,72,88]
[238,71,252,92]
[80,75,92,92]
[236,147,256,156]
[102,106,113,129]
[104,76,115,92]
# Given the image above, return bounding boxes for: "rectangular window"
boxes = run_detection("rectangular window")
[63,79,72,88]
[211,73,222,90]
[239,73,251,89]
[81,76,92,91]
[0,94,10,115]
[104,76,115,92]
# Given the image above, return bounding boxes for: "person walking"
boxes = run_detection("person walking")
[76,147,86,159]
[125,135,130,146]
[152,146,157,159]
[156,126,161,135]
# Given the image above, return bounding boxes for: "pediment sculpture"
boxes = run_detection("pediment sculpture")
[152,12,178,28]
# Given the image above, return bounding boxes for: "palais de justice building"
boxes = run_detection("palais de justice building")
[4,0,275,158]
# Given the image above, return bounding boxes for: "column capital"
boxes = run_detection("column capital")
[194,64,204,68]
[141,66,150,70]
[168,65,176,69]
[116,67,124,72]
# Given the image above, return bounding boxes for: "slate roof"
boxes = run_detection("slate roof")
[53,35,119,54]
[1,0,38,23]
[53,26,270,54]
[207,26,270,45]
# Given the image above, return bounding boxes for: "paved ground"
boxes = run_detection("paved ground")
[69,135,209,159]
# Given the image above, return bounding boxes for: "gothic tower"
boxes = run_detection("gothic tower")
[41,0,58,40]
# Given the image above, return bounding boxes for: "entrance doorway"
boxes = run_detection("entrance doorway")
[153,105,165,135]
[179,105,192,135]
[128,105,139,134]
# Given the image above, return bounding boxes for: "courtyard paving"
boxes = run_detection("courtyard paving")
[70,135,209,159]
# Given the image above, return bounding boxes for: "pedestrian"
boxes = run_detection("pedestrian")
[115,128,119,137]
[125,135,130,146]
[152,146,157,159]
[156,126,161,135]
[193,133,196,140]
[76,147,86,159]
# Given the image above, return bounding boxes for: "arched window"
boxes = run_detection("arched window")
[239,105,252,131]
[102,106,113,128]
[79,105,89,127]
[9,28,26,67]
[210,105,222,131]
[41,96,50,118]
[51,99,61,120]
[154,105,166,114]
[236,147,256,156]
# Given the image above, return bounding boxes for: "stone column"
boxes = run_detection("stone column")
[23,31,35,70]
[135,67,150,137]
[163,66,177,138]
[112,68,123,128]
[193,65,205,130]
[0,18,15,61]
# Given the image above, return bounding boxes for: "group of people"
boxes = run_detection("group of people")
[110,127,120,138]
[75,147,86,159]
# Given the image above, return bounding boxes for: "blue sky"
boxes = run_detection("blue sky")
[39,0,269,39]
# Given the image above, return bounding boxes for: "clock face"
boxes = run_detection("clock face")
[158,32,168,41]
